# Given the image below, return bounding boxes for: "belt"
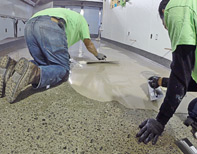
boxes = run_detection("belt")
[51,17,66,30]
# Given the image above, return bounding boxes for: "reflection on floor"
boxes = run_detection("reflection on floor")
[69,40,197,114]
[0,39,196,153]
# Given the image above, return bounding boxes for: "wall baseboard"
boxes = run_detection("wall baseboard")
[90,34,98,38]
[0,37,26,56]
[101,37,171,69]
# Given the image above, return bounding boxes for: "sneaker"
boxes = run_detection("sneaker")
[184,116,197,138]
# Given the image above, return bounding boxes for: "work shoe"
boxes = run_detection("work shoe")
[6,57,40,103]
[184,116,197,138]
[0,55,16,97]
[185,98,197,138]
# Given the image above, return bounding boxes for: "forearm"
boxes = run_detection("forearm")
[156,45,195,125]
[83,39,98,56]
[160,77,197,91]
[160,77,169,87]
[156,72,186,125]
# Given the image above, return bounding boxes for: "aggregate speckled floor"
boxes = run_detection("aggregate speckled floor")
[0,39,197,154]
[0,81,196,154]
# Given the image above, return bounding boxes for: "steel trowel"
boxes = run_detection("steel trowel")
[79,60,118,64]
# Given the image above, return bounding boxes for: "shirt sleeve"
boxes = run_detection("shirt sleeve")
[80,17,90,40]
[156,45,196,126]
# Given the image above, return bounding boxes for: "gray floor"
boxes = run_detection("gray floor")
[0,39,196,154]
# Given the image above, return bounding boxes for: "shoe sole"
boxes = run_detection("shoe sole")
[6,58,29,103]
[0,56,13,97]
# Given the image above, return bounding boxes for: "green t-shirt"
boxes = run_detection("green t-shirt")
[164,0,197,52]
[32,8,90,48]
[164,0,197,82]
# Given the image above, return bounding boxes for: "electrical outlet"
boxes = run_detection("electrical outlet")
[155,34,158,40]
[150,34,153,39]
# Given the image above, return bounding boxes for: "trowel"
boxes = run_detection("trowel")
[148,81,163,101]
[79,60,119,64]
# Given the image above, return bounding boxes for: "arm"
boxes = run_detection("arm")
[83,39,98,57]
[157,45,195,125]
[136,45,196,145]
[83,39,107,60]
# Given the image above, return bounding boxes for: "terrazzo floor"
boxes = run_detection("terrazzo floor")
[0,39,196,154]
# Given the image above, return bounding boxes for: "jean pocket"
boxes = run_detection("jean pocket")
[40,26,67,53]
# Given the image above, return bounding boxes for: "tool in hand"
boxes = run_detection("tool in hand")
[148,79,163,101]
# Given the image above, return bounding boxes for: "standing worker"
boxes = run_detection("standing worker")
[0,8,107,103]
[136,0,197,144]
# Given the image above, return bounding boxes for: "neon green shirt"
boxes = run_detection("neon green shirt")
[32,8,90,48]
[164,0,197,52]
[164,0,197,82]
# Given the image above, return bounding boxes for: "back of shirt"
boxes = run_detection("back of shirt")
[165,0,197,11]
[32,8,90,48]
[164,0,197,52]
[164,0,197,82]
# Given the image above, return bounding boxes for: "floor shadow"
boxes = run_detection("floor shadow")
[140,82,149,99]
[11,80,68,104]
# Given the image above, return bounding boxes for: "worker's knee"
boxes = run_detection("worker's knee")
[188,98,197,120]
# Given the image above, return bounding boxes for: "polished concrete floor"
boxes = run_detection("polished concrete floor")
[0,39,196,153]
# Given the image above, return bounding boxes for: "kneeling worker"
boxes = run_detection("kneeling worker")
[0,8,106,103]
[136,0,197,144]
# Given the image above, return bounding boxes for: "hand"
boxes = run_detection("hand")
[148,76,160,89]
[136,118,164,145]
[96,53,107,60]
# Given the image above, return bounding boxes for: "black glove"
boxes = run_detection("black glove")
[136,118,164,145]
[96,53,107,60]
[148,76,160,89]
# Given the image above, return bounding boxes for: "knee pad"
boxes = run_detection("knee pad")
[188,98,197,120]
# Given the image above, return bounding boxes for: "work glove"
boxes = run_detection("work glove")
[136,118,164,145]
[96,53,107,60]
[148,76,160,89]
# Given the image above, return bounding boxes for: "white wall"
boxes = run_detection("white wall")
[102,0,172,61]
[65,6,81,13]
[0,0,33,19]
[0,18,14,41]
[33,2,53,14]
[17,20,26,37]
[0,1,53,41]
[84,6,100,35]
[0,0,33,41]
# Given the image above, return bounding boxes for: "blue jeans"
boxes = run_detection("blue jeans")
[24,16,70,89]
